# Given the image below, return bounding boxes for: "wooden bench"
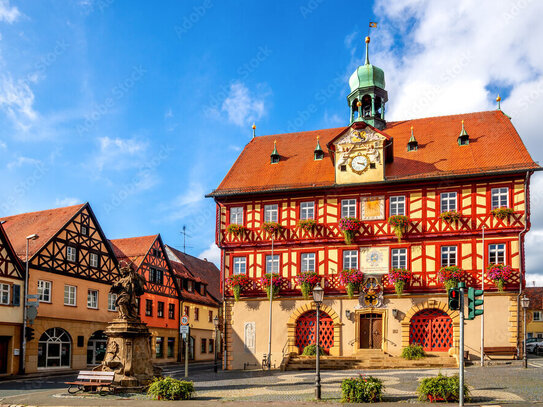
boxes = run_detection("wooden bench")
[65,370,115,394]
[483,346,518,359]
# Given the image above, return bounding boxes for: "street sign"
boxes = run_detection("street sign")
[26,294,40,300]
[182,332,187,340]
[26,301,39,308]
[181,316,189,325]
[26,307,38,321]
[180,325,189,335]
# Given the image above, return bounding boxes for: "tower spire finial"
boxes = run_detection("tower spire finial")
[496,94,502,110]
[365,36,370,65]
[252,123,256,138]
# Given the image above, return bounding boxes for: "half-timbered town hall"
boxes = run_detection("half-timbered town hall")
[208,37,540,369]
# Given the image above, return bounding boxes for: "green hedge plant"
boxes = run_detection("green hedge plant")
[417,373,469,402]
[301,344,326,356]
[148,377,194,400]
[341,375,384,403]
[401,344,426,360]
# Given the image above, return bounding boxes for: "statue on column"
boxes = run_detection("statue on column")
[110,262,146,320]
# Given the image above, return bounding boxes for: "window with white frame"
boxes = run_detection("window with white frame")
[264,204,278,222]
[489,243,506,264]
[534,311,542,321]
[230,207,244,225]
[108,293,118,311]
[64,285,76,306]
[389,196,406,216]
[81,225,88,236]
[66,246,77,262]
[300,201,315,220]
[38,280,51,302]
[266,254,280,274]
[301,253,316,272]
[0,283,10,305]
[440,192,457,212]
[233,257,246,275]
[90,253,99,268]
[491,187,509,209]
[391,248,407,269]
[441,246,457,267]
[87,289,98,309]
[343,250,358,270]
[341,199,356,218]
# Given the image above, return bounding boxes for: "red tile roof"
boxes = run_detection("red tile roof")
[0,204,85,260]
[526,287,543,310]
[210,110,539,196]
[166,245,221,302]
[109,235,158,269]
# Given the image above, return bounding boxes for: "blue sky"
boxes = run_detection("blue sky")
[1,1,543,284]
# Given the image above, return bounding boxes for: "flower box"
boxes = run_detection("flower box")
[487,263,513,292]
[227,274,251,301]
[387,215,409,242]
[260,273,283,299]
[438,266,465,293]
[226,224,245,238]
[388,268,412,297]
[262,222,282,236]
[297,219,317,232]
[338,217,362,244]
[491,207,514,220]
[296,271,320,299]
[440,210,461,223]
[339,269,364,298]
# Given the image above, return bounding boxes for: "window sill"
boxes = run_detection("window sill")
[64,304,77,307]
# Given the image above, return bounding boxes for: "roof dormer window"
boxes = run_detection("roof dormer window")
[314,136,324,160]
[270,140,280,164]
[407,126,418,151]
[458,120,469,146]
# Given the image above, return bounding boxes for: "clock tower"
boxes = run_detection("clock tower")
[347,36,388,130]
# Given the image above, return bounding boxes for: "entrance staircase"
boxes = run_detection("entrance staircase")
[283,349,456,371]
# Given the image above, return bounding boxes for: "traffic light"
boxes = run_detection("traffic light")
[25,326,35,341]
[448,288,460,310]
[467,287,484,320]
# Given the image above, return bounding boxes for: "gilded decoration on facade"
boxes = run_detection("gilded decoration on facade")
[356,276,384,308]
[360,246,389,274]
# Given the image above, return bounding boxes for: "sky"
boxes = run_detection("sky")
[0,0,542,284]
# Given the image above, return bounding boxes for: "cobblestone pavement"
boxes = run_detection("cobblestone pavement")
[1,361,543,406]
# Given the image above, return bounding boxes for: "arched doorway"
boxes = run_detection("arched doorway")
[87,330,107,365]
[37,328,72,368]
[295,310,334,354]
[409,309,453,351]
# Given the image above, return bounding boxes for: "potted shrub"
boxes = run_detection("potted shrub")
[262,221,283,237]
[401,344,426,360]
[438,266,465,292]
[417,374,469,402]
[298,219,317,232]
[301,344,326,356]
[388,268,412,297]
[226,224,245,238]
[440,210,461,223]
[338,217,363,244]
[227,274,250,302]
[487,263,513,292]
[260,273,283,299]
[387,215,409,242]
[147,377,195,400]
[491,207,514,220]
[296,271,320,299]
[341,375,384,403]
[339,269,364,298]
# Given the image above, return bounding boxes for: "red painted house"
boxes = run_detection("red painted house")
[208,37,540,369]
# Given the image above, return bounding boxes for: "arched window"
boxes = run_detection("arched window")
[361,95,372,118]
[38,328,72,368]
[351,99,360,121]
[87,330,107,365]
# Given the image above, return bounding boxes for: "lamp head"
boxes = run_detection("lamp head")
[312,283,324,304]
[213,315,219,327]
[26,234,39,240]
[521,295,530,309]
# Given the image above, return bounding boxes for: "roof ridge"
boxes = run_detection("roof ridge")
[386,109,500,125]
[0,203,85,220]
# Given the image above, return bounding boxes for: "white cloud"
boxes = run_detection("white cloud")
[0,0,20,24]
[55,197,81,207]
[221,82,268,127]
[0,75,37,131]
[93,136,149,172]
[367,0,543,277]
[198,242,220,267]
[6,156,41,170]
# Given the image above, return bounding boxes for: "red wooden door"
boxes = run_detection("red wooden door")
[409,309,453,351]
[295,310,334,354]
[359,313,382,349]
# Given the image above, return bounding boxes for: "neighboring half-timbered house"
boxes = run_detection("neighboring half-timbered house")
[0,203,120,373]
[109,235,181,363]
[0,223,24,375]
[208,37,540,369]
[165,245,220,362]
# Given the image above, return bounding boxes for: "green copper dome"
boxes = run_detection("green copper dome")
[349,37,385,91]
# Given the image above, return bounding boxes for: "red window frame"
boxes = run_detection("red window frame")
[262,201,282,223]
[438,188,461,214]
[387,194,409,217]
[389,244,411,270]
[227,204,246,227]
[341,248,359,270]
[339,196,359,219]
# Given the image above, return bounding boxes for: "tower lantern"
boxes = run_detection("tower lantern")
[347,36,388,130]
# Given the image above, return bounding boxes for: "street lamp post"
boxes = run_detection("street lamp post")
[213,315,219,373]
[22,233,38,374]
[521,295,530,369]
[312,283,324,400]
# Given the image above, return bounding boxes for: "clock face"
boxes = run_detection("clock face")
[349,154,370,174]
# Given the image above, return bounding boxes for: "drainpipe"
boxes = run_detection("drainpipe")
[517,171,531,358]
[221,238,226,370]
